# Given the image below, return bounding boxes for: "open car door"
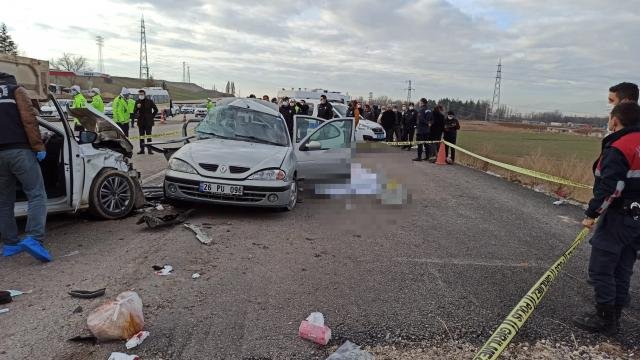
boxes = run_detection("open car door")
[293,116,355,182]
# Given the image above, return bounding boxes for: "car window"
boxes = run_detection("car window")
[195,105,289,146]
[306,120,353,150]
[332,104,347,117]
[295,117,324,143]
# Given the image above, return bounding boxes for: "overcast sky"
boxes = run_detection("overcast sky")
[3,0,639,115]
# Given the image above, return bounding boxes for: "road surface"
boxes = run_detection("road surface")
[1,126,638,359]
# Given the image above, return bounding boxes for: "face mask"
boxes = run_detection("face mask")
[409,106,414,110]
[402,108,407,111]
[138,95,145,100]
[448,116,453,120]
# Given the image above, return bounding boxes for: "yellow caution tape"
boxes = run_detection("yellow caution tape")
[128,131,181,141]
[473,226,593,360]
[441,141,593,189]
[382,141,441,146]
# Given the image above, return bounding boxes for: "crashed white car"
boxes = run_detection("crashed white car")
[157,98,355,211]
[1,55,144,220]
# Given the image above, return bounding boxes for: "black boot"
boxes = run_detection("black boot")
[573,304,619,336]
[137,149,145,155]
[615,305,624,321]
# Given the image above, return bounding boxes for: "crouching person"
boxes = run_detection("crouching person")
[0,72,52,262]
[573,102,640,335]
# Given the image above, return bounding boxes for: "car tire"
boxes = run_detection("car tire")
[89,169,136,220]
[282,178,298,211]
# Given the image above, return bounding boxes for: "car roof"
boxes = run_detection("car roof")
[217,97,280,117]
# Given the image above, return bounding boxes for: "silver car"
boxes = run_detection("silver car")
[162,98,355,211]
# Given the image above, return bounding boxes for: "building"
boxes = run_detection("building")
[276,88,350,103]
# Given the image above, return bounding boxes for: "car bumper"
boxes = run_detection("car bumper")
[164,172,293,207]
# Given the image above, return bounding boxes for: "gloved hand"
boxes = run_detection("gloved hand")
[35,151,46,162]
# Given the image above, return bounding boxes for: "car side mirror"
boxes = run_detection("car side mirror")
[304,140,322,151]
[78,130,98,144]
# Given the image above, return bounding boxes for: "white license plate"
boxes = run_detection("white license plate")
[376,133,385,139]
[199,183,243,196]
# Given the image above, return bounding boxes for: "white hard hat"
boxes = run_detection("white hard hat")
[91,88,100,94]
[70,85,81,93]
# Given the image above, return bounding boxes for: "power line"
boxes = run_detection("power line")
[139,15,150,79]
[404,80,415,103]
[488,59,502,121]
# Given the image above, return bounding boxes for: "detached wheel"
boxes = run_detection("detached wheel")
[89,169,136,219]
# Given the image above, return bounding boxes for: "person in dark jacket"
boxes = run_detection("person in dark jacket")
[428,105,445,160]
[134,89,159,154]
[279,97,295,140]
[402,103,417,150]
[443,111,461,163]
[413,98,432,161]
[0,72,52,262]
[392,106,403,143]
[317,95,334,120]
[373,104,381,120]
[299,99,310,116]
[380,106,395,142]
[573,102,640,336]
[362,104,375,121]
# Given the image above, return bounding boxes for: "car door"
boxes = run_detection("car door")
[293,117,355,181]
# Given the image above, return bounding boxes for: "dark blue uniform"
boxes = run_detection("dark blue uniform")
[586,127,640,307]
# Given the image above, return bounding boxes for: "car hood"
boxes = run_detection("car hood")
[175,139,290,178]
[68,106,133,156]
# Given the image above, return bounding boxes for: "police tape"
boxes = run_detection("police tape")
[472,226,592,360]
[128,131,181,141]
[382,140,441,146]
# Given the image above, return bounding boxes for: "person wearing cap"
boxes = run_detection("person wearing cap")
[279,97,295,140]
[262,95,270,101]
[206,98,214,111]
[69,85,87,131]
[0,72,52,262]
[133,89,158,155]
[89,88,104,113]
[113,89,131,136]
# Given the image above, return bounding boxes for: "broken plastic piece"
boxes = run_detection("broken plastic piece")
[184,223,213,245]
[0,291,12,305]
[87,291,144,341]
[306,312,325,326]
[69,288,106,299]
[125,331,150,349]
[0,308,8,314]
[553,199,567,206]
[68,334,97,344]
[108,353,139,360]
[299,312,331,345]
[192,273,201,279]
[326,341,374,360]
[137,208,194,229]
[155,265,173,276]
[8,289,32,297]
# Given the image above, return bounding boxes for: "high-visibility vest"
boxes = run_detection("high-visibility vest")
[70,93,87,125]
[90,94,104,113]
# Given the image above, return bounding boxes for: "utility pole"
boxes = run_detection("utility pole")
[490,59,502,121]
[182,61,186,82]
[95,36,104,73]
[139,15,150,79]
[404,80,415,103]
[187,66,191,83]
[368,92,373,104]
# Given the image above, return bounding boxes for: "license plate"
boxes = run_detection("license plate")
[199,183,243,196]
[376,133,385,139]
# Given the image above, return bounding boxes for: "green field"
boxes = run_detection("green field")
[457,130,601,163]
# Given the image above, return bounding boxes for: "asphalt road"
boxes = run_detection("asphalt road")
[1,133,639,359]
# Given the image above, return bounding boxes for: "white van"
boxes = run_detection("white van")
[300,99,386,142]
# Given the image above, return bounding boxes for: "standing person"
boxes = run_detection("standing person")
[608,82,639,106]
[413,98,432,161]
[373,104,381,121]
[377,105,386,123]
[279,97,295,140]
[126,90,136,128]
[362,104,375,121]
[206,98,214,111]
[573,102,640,336]
[262,95,270,101]
[392,105,403,143]
[443,111,461,164]
[0,72,52,262]
[428,105,445,161]
[113,89,131,136]
[134,89,158,155]
[380,106,395,142]
[89,88,104,113]
[69,85,87,132]
[299,99,310,116]
[317,95,334,120]
[402,103,417,151]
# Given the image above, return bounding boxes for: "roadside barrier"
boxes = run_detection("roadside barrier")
[472,226,592,360]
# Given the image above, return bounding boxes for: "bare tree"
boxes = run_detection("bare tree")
[50,53,91,72]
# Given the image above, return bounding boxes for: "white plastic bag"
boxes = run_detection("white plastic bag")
[87,291,144,341]
[326,341,374,360]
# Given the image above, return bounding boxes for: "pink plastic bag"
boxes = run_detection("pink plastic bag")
[87,291,144,341]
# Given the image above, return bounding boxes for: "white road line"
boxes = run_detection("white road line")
[394,257,546,268]
[142,170,167,185]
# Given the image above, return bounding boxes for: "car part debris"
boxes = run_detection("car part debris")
[0,291,12,305]
[63,250,81,257]
[87,291,144,341]
[137,208,194,229]
[108,353,139,360]
[69,288,106,299]
[68,334,97,344]
[553,199,567,206]
[155,265,173,276]
[192,273,201,279]
[151,265,164,271]
[0,308,8,314]
[326,341,374,360]
[7,289,32,297]
[299,312,331,345]
[125,331,150,349]
[73,306,83,314]
[184,223,213,245]
[142,186,164,200]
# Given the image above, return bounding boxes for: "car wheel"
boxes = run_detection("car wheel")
[283,179,297,211]
[89,169,136,220]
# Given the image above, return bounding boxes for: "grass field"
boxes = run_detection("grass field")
[453,122,602,202]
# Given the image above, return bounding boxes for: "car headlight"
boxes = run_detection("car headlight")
[247,169,286,181]
[168,158,198,174]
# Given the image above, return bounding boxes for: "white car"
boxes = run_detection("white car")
[194,107,208,118]
[181,106,195,114]
[301,99,386,142]
[1,54,144,220]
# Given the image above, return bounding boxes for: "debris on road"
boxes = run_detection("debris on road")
[154,265,173,276]
[136,207,194,229]
[326,341,374,360]
[63,250,81,257]
[87,291,144,342]
[69,288,106,299]
[0,291,12,305]
[553,199,567,206]
[184,223,213,245]
[73,306,83,314]
[7,289,31,298]
[192,273,201,279]
[125,331,150,349]
[155,204,164,211]
[142,186,164,200]
[299,312,331,345]
[108,352,139,360]
[0,308,8,314]
[68,334,98,344]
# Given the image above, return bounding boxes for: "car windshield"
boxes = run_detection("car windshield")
[333,104,347,117]
[195,105,289,146]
